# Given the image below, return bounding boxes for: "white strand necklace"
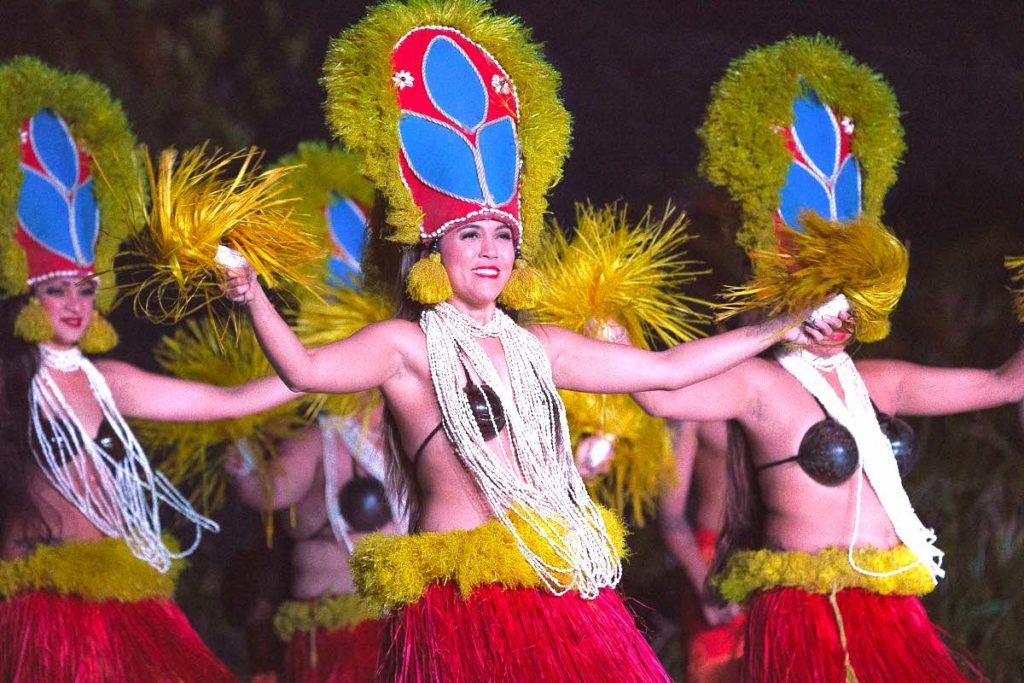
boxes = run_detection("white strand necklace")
[320,413,408,553]
[31,345,220,573]
[775,347,943,581]
[420,303,621,598]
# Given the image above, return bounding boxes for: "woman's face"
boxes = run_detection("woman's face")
[803,326,854,357]
[437,219,515,309]
[34,276,97,347]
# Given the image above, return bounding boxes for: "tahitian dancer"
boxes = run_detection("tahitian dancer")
[219,3,841,681]
[0,57,299,681]
[227,141,405,683]
[634,37,1023,681]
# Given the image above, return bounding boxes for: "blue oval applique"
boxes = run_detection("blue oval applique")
[326,193,366,287]
[779,89,862,229]
[71,177,99,265]
[30,109,80,189]
[477,117,519,206]
[17,168,77,261]
[399,114,485,203]
[423,36,487,132]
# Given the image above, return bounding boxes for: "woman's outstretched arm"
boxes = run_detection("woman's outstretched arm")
[223,266,410,395]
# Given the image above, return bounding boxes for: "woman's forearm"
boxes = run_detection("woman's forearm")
[246,285,317,392]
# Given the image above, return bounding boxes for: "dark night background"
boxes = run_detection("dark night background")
[3,1,1023,679]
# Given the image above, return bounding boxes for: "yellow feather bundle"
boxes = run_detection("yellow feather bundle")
[527,203,709,522]
[132,317,307,514]
[123,146,319,323]
[718,213,909,343]
[290,285,395,418]
[1005,255,1024,322]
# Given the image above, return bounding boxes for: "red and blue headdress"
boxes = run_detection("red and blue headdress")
[322,0,570,308]
[700,36,909,342]
[0,57,141,351]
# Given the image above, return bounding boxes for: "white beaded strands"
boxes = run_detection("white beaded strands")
[30,345,219,572]
[775,346,943,581]
[421,302,621,599]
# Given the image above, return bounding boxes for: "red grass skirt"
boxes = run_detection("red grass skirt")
[0,590,235,682]
[283,617,385,683]
[744,587,981,682]
[379,582,669,682]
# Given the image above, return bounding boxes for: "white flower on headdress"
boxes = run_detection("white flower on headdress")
[840,116,855,135]
[392,70,415,90]
[491,74,511,95]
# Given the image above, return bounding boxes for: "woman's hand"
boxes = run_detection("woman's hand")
[221,265,259,305]
[574,433,616,478]
[223,441,255,481]
[702,600,743,627]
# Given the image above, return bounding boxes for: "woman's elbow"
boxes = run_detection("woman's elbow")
[634,391,673,419]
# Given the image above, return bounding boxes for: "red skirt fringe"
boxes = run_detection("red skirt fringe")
[0,590,235,682]
[745,587,982,682]
[283,618,384,683]
[380,583,669,682]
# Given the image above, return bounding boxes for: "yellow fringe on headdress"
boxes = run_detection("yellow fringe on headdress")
[122,145,319,324]
[352,507,625,611]
[291,285,394,418]
[497,258,544,310]
[526,203,709,522]
[718,213,908,343]
[406,251,452,305]
[0,537,181,602]
[1005,255,1024,322]
[78,311,119,353]
[322,0,570,261]
[713,545,935,605]
[273,593,381,641]
[13,296,53,343]
[131,318,307,514]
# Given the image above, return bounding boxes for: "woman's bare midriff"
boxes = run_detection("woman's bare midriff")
[1,469,105,560]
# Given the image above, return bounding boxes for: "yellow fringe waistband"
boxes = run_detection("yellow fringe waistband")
[352,508,626,611]
[0,537,181,602]
[714,545,936,604]
[273,592,381,642]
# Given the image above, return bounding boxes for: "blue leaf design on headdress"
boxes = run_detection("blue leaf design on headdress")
[779,89,862,229]
[399,114,484,202]
[478,117,518,206]
[30,109,80,190]
[17,168,77,261]
[791,92,838,178]
[71,177,98,264]
[423,36,487,132]
[326,193,366,288]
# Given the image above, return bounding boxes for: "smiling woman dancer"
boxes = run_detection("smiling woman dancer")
[633,36,1024,682]
[215,3,840,681]
[0,57,300,682]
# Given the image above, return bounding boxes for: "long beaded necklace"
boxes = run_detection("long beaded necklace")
[775,347,943,581]
[30,345,219,572]
[420,302,621,598]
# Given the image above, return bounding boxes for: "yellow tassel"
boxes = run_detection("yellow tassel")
[497,259,544,310]
[406,251,452,304]
[1005,255,1024,323]
[78,311,119,353]
[13,297,54,343]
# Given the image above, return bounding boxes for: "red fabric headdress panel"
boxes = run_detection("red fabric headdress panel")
[391,27,522,244]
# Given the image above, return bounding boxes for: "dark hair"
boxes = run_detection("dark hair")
[707,420,764,602]
[0,293,47,545]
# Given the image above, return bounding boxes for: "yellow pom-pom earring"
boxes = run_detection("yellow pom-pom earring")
[406,241,452,305]
[498,248,543,310]
[14,296,54,343]
[79,311,119,353]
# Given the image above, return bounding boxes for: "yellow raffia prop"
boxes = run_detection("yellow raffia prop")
[1005,255,1024,322]
[0,537,181,602]
[526,203,709,521]
[717,213,908,343]
[290,284,394,418]
[273,593,381,641]
[352,507,626,610]
[13,296,53,343]
[131,317,307,514]
[121,145,318,324]
[322,0,570,261]
[713,545,935,605]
